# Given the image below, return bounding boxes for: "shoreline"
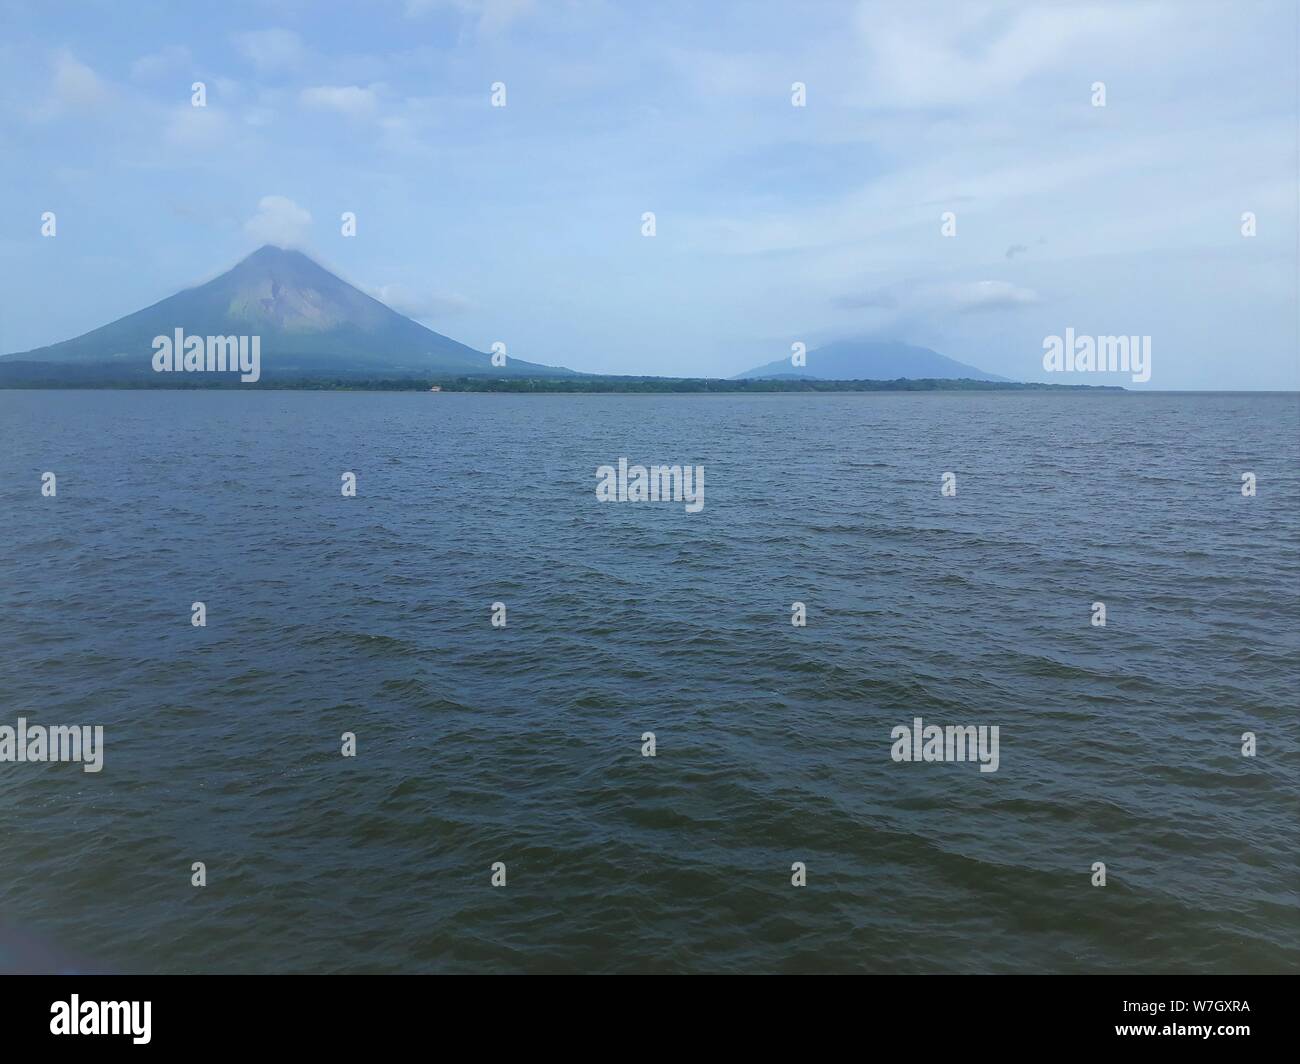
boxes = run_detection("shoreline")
[0,374,1127,393]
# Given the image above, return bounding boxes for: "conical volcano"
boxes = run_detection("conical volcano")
[0,245,573,379]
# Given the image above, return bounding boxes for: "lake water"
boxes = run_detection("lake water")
[0,389,1296,973]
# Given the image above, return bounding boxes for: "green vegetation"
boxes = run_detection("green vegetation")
[428,376,1123,393]
[0,371,1124,393]
[0,372,1128,392]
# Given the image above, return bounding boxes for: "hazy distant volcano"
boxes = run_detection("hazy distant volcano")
[735,339,1004,382]
[0,245,574,379]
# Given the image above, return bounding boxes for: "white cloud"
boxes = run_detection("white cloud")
[27,50,111,120]
[233,29,305,72]
[131,45,192,80]
[369,283,472,320]
[947,280,1041,314]
[51,50,108,110]
[300,85,379,118]
[852,2,1172,108]
[165,106,232,148]
[244,195,313,247]
[405,0,535,35]
[833,278,1040,322]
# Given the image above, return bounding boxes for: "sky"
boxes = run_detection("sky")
[0,0,1296,388]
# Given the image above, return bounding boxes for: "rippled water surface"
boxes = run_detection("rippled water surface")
[1,389,1297,973]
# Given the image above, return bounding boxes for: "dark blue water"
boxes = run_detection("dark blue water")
[1,389,1297,973]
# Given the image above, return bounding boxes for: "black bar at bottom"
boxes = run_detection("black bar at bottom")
[0,975,1288,1051]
